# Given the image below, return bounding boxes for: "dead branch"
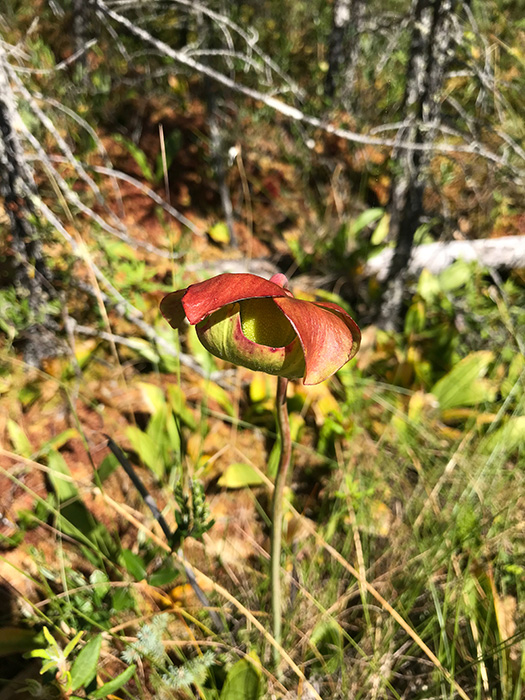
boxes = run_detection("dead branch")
[93,0,525,182]
[365,236,525,281]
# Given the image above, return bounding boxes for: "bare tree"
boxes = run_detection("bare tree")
[378,0,463,330]
[0,47,57,365]
[325,0,364,108]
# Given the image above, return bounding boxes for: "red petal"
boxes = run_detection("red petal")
[312,301,361,357]
[181,273,289,324]
[160,289,187,329]
[273,297,359,384]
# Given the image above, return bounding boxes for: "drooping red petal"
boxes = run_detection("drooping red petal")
[160,289,187,330]
[273,296,359,384]
[312,301,361,358]
[181,273,290,324]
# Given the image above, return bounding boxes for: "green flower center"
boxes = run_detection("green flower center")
[240,298,296,347]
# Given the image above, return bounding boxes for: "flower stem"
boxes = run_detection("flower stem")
[270,375,291,666]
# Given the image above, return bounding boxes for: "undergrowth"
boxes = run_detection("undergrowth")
[1,257,523,699]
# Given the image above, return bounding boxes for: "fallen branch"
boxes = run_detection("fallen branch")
[365,235,525,281]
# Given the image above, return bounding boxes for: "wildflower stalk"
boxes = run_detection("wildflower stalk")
[270,375,292,666]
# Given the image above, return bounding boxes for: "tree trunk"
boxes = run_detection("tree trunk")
[378,0,460,330]
[0,49,56,365]
[325,0,364,107]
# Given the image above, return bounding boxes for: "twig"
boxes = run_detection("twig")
[9,38,98,74]
[36,154,205,239]
[23,140,185,259]
[8,66,110,210]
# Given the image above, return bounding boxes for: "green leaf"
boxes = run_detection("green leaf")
[349,208,384,238]
[484,416,525,453]
[138,382,166,413]
[186,325,217,375]
[220,658,261,700]
[120,549,147,581]
[370,213,390,245]
[309,619,343,674]
[47,450,78,501]
[126,426,164,479]
[129,338,161,364]
[7,419,32,457]
[96,453,120,483]
[204,382,234,417]
[39,429,79,455]
[90,664,136,698]
[167,385,197,429]
[431,351,496,410]
[113,134,154,181]
[63,630,84,658]
[438,260,472,292]
[417,269,441,303]
[70,634,102,691]
[149,563,178,587]
[218,463,264,489]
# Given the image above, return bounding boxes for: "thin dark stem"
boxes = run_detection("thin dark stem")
[270,375,291,666]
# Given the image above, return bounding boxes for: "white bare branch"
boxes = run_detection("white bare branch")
[365,236,525,280]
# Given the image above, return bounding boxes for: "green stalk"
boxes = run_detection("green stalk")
[270,375,291,666]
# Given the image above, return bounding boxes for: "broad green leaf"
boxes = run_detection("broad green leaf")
[438,260,472,292]
[138,383,166,414]
[220,657,261,700]
[167,385,197,429]
[90,570,111,598]
[126,426,164,478]
[349,208,384,238]
[204,381,234,417]
[501,353,525,399]
[7,419,32,457]
[91,664,136,698]
[120,549,147,581]
[70,634,102,691]
[47,450,78,501]
[96,454,119,483]
[370,212,390,245]
[309,619,343,674]
[417,269,441,303]
[484,416,525,453]
[249,374,271,404]
[208,221,230,244]
[218,463,264,489]
[149,563,178,587]
[39,429,79,455]
[431,351,496,410]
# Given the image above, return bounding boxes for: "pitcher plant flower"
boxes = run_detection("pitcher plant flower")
[160,272,361,384]
[161,272,360,666]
